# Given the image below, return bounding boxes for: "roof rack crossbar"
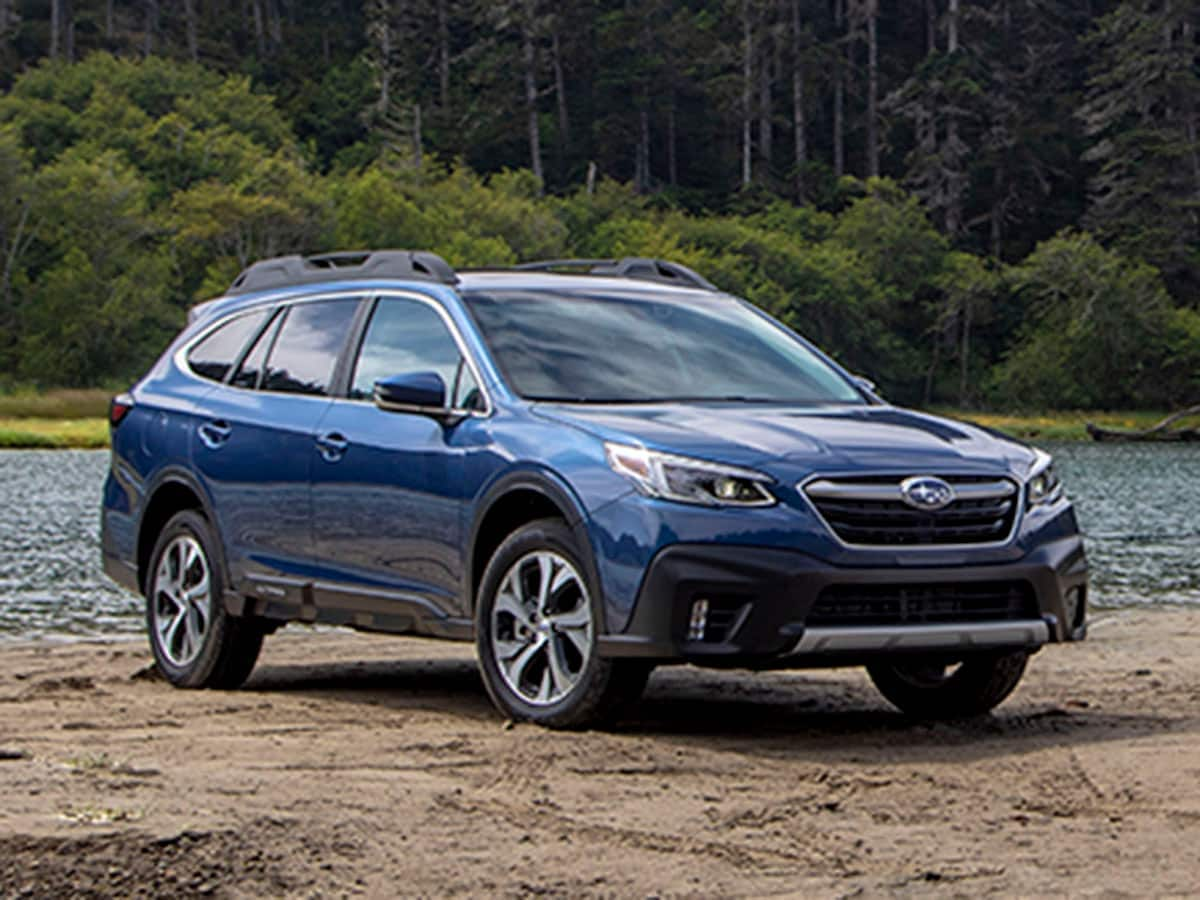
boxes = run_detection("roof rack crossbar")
[226,249,458,295]
[512,257,717,291]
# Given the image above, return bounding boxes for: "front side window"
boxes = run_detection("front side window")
[262,298,359,396]
[351,296,482,409]
[187,309,270,383]
[464,290,865,405]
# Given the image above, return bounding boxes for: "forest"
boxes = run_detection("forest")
[0,0,1197,409]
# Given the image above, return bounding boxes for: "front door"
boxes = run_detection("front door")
[309,294,490,629]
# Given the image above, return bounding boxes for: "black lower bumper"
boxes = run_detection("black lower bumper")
[102,551,141,594]
[596,536,1088,666]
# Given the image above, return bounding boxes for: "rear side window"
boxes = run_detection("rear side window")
[187,309,269,382]
[262,299,359,396]
[230,309,281,390]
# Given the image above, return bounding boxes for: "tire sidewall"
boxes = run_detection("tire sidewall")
[145,509,230,688]
[474,519,609,724]
[868,651,1029,719]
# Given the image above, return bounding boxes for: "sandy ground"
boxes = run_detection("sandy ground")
[1,608,1198,898]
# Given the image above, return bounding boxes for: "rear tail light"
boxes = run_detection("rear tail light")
[109,393,134,428]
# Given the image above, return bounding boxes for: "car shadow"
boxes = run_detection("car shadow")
[241,655,1194,763]
[245,656,498,720]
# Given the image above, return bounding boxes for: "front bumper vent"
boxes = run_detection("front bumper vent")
[804,475,1019,546]
[807,581,1039,628]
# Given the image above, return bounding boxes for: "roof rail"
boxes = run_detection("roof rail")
[226,250,458,295]
[511,257,717,291]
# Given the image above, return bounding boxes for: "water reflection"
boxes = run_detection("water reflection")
[1050,442,1200,606]
[0,450,134,638]
[0,443,1196,637]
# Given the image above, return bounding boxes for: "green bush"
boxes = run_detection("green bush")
[0,55,1194,412]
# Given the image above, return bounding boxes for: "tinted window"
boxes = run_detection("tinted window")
[262,299,359,396]
[231,309,281,390]
[464,290,864,405]
[351,297,481,408]
[187,310,269,383]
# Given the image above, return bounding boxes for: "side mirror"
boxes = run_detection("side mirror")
[852,374,879,395]
[374,372,447,416]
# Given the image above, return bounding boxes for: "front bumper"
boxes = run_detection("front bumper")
[596,534,1087,666]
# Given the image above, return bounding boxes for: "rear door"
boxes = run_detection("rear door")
[192,295,362,610]
[309,293,491,627]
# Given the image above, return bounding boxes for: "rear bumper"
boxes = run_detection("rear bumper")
[596,534,1087,665]
[102,551,141,594]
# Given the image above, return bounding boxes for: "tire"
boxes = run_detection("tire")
[474,518,650,728]
[145,509,263,689]
[866,650,1029,720]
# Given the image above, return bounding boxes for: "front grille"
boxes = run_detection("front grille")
[804,475,1019,546]
[808,581,1038,627]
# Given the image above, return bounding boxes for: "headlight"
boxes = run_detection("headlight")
[1026,450,1063,506]
[605,443,776,507]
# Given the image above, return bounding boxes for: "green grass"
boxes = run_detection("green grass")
[933,409,1197,442]
[0,417,109,448]
[0,392,1192,449]
[0,388,113,448]
[0,388,112,419]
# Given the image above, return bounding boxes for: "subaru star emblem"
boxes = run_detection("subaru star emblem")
[899,476,955,511]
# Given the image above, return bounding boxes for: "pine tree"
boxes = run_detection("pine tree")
[1080,0,1200,297]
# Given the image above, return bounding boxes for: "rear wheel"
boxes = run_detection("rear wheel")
[146,510,263,689]
[475,519,650,728]
[866,651,1029,719]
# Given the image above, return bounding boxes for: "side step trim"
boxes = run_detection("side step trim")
[789,620,1049,655]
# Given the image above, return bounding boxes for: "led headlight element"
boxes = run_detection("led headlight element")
[1027,449,1063,506]
[605,443,776,507]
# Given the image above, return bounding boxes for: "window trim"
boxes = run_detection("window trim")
[176,289,493,417]
[177,292,365,400]
[339,290,493,418]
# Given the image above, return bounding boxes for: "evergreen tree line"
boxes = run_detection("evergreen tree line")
[0,2,1195,408]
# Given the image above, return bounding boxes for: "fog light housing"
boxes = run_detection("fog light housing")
[687,598,709,641]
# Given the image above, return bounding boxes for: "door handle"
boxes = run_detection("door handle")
[315,431,349,462]
[198,420,232,449]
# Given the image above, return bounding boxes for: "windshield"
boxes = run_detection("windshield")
[463,289,865,405]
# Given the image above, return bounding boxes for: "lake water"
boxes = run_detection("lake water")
[0,444,1197,638]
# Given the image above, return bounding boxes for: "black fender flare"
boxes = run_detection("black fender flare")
[137,467,233,601]
[464,467,607,625]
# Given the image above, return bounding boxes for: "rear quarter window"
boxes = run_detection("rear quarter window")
[186,309,270,382]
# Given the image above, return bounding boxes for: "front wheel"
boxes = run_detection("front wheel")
[475,519,649,728]
[146,510,263,689]
[866,651,1029,719]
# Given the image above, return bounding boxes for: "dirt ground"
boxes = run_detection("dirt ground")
[1,607,1198,898]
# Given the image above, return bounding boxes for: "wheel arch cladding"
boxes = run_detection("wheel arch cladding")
[471,488,569,599]
[137,479,206,593]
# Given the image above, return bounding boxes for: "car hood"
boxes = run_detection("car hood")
[531,403,1036,479]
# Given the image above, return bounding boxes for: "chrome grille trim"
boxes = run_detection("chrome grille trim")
[800,474,1023,548]
[805,478,1016,502]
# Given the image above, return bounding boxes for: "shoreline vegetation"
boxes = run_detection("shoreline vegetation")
[1,390,1196,449]
[2,53,1198,418]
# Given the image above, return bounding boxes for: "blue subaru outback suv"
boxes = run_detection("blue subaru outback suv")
[101,250,1088,727]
